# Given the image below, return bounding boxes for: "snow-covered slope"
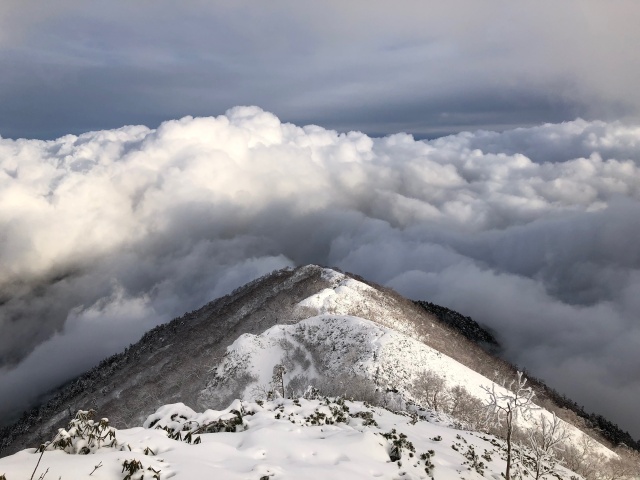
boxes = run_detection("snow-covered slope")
[201,314,489,406]
[200,270,613,458]
[0,265,627,475]
[0,398,581,480]
[296,267,426,338]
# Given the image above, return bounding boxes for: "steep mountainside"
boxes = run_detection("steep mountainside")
[1,265,332,456]
[414,301,500,352]
[0,265,636,459]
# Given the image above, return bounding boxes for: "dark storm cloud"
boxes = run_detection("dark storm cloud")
[1,1,640,138]
[1,108,640,438]
[299,88,581,141]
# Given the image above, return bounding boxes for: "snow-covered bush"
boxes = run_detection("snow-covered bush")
[122,459,161,480]
[145,401,248,445]
[381,428,415,461]
[37,409,122,455]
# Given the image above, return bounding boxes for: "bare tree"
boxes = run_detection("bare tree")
[482,371,537,480]
[447,385,485,429]
[561,435,605,480]
[412,370,450,412]
[602,447,640,480]
[249,383,274,401]
[527,412,569,480]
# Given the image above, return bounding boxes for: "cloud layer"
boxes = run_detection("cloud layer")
[1,107,640,438]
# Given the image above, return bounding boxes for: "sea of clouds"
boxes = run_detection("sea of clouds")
[1,106,640,436]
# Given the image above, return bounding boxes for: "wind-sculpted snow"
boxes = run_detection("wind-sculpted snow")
[297,268,424,339]
[0,397,584,480]
[2,108,640,438]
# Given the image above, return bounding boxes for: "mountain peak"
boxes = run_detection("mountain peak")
[0,265,633,464]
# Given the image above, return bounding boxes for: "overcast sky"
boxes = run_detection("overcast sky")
[1,1,640,440]
[1,1,640,139]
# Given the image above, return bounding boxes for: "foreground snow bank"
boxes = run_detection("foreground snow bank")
[0,397,581,480]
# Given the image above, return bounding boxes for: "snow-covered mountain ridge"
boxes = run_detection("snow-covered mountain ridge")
[199,270,613,459]
[1,265,638,479]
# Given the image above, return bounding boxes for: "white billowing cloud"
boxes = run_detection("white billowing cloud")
[1,106,640,437]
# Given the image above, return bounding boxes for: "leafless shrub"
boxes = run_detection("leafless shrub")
[561,435,606,480]
[559,439,640,480]
[411,370,450,412]
[526,412,569,480]
[249,383,274,401]
[602,447,640,480]
[447,385,485,430]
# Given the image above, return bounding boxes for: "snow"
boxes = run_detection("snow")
[297,269,376,314]
[199,310,612,458]
[0,398,583,480]
[0,267,616,478]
